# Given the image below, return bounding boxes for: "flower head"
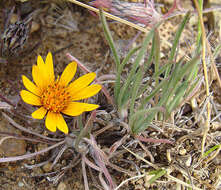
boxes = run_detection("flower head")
[20,52,102,134]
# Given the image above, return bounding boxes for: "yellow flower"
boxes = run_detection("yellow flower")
[20,52,102,134]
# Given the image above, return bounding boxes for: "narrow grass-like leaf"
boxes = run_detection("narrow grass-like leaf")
[99,9,120,70]
[117,24,159,109]
[185,78,200,99]
[153,29,160,87]
[166,81,188,116]
[144,36,155,71]
[213,43,221,59]
[162,56,199,106]
[165,12,191,77]
[148,169,166,184]
[139,79,167,110]
[78,114,83,130]
[196,0,203,46]
[114,46,141,102]
[203,144,220,157]
[188,38,201,83]
[130,68,143,115]
[152,61,174,78]
[137,37,156,97]
[130,107,163,133]
[158,60,182,106]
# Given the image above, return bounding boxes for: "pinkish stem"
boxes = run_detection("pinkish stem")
[136,135,173,144]
[66,53,114,105]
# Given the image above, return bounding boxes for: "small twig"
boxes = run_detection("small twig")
[137,140,155,163]
[93,123,114,138]
[0,132,54,144]
[0,136,14,146]
[99,172,111,190]
[83,155,102,172]
[123,145,158,169]
[167,173,202,190]
[96,74,116,82]
[51,144,67,169]
[136,135,173,144]
[115,174,145,190]
[52,43,74,55]
[74,110,96,153]
[24,158,52,169]
[82,158,90,190]
[46,170,65,184]
[0,94,16,108]
[0,140,65,163]
[2,113,63,142]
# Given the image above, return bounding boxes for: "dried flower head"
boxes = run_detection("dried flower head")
[90,0,162,26]
[20,52,102,134]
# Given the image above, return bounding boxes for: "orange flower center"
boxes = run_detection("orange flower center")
[40,81,71,113]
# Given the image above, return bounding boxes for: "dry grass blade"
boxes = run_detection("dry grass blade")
[192,0,211,157]
[123,146,158,169]
[0,136,15,146]
[115,174,145,190]
[166,173,203,190]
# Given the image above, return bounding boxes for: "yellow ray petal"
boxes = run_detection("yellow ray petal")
[45,52,55,84]
[20,90,42,106]
[37,55,52,85]
[37,55,46,69]
[56,114,68,134]
[62,102,99,116]
[45,111,57,132]
[32,65,47,90]
[71,84,102,101]
[22,75,41,96]
[32,107,47,119]
[37,55,47,80]
[68,72,96,95]
[59,62,77,86]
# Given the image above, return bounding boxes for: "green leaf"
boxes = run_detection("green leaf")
[139,79,167,110]
[117,23,160,109]
[166,81,188,116]
[130,68,144,115]
[99,9,120,70]
[153,29,160,88]
[213,43,221,59]
[114,46,141,102]
[203,144,221,157]
[148,169,167,184]
[165,12,191,77]
[130,107,163,133]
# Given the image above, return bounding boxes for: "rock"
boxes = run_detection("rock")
[30,21,40,33]
[10,13,19,24]
[0,117,27,157]
[57,182,67,190]
[43,162,52,172]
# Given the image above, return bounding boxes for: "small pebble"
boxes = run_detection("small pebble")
[43,162,52,172]
[18,182,24,187]
[57,182,67,190]
[30,21,40,33]
[179,148,186,155]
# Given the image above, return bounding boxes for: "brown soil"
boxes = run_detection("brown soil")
[0,0,221,190]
